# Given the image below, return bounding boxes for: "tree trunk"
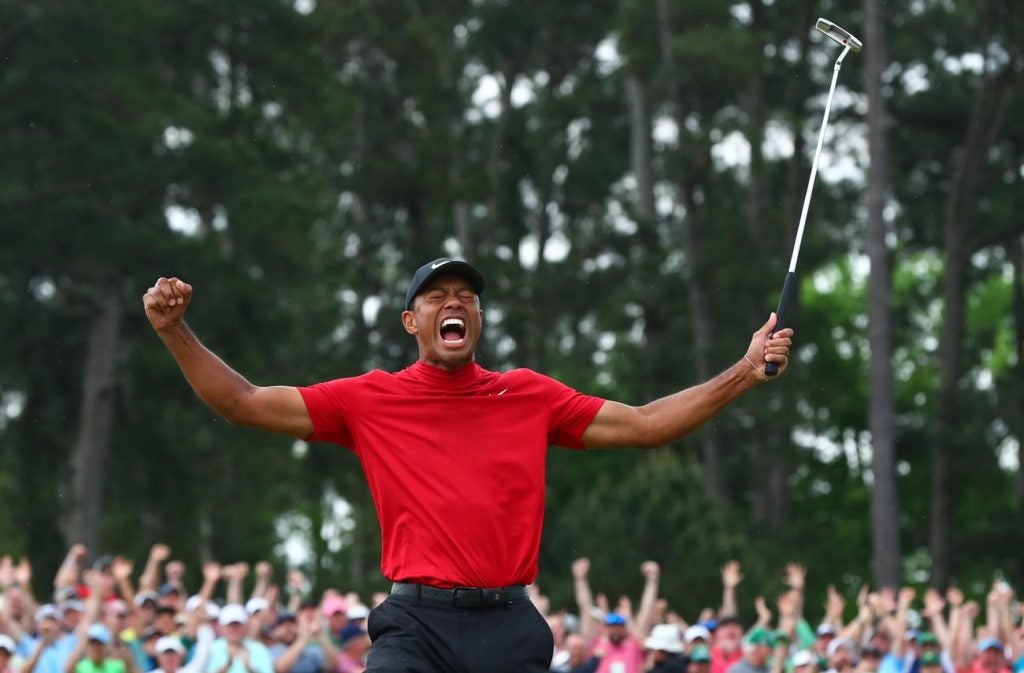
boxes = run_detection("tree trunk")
[1010,236,1024,502]
[864,0,901,590]
[655,0,726,506]
[625,76,656,221]
[63,287,122,550]
[930,42,1016,588]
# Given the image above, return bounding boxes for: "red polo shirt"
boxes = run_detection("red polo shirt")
[299,360,605,588]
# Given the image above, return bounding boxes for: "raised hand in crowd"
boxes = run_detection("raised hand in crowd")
[55,544,88,591]
[754,595,773,629]
[140,543,171,592]
[721,560,743,617]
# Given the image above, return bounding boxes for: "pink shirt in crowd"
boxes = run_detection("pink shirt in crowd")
[712,647,744,673]
[592,636,644,673]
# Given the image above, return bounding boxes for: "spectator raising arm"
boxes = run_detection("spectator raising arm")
[633,561,661,641]
[252,564,272,601]
[224,564,249,607]
[824,585,847,631]
[572,558,596,644]
[922,588,952,651]
[721,561,743,618]
[54,545,88,592]
[839,585,873,644]
[63,571,104,673]
[139,545,171,593]
[754,597,773,631]
[784,563,807,623]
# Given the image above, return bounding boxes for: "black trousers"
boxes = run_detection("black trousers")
[365,592,553,673]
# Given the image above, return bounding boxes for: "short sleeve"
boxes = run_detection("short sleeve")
[297,378,358,448]
[543,375,605,449]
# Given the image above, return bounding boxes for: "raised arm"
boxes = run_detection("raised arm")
[720,561,743,618]
[139,544,170,593]
[633,562,661,640]
[143,277,313,439]
[582,315,792,449]
[572,558,596,643]
[922,588,952,650]
[54,545,87,591]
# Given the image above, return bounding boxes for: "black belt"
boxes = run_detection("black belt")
[390,582,528,608]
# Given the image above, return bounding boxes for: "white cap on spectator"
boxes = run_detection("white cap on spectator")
[816,623,836,637]
[104,599,128,615]
[644,624,684,653]
[135,591,159,607]
[827,638,857,658]
[245,597,269,614]
[186,595,220,620]
[685,625,711,644]
[219,603,248,626]
[346,604,370,620]
[35,604,61,622]
[0,634,16,653]
[62,599,85,613]
[156,637,185,655]
[792,651,816,667]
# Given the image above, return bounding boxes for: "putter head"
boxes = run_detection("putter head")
[816,18,862,53]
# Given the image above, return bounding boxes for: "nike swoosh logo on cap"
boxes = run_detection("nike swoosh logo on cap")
[431,260,450,270]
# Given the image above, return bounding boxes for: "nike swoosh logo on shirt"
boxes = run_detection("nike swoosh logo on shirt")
[431,260,450,269]
[497,388,509,395]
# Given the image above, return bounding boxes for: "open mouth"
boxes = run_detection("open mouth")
[439,317,466,345]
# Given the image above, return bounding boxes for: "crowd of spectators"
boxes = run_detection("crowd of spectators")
[1,547,1022,673]
[542,559,1024,673]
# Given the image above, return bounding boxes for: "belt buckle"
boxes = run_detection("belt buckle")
[452,587,482,608]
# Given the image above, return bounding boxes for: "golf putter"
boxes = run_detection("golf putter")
[765,18,862,376]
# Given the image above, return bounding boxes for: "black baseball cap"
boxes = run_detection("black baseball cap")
[404,258,485,310]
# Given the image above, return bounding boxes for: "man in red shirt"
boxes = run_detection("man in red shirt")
[143,258,793,673]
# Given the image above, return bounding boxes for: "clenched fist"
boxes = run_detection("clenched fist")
[143,277,192,332]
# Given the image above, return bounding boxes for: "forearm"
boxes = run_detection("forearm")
[574,577,595,640]
[139,556,162,593]
[318,634,339,671]
[158,323,258,424]
[585,362,759,449]
[930,612,952,650]
[721,585,738,617]
[634,576,659,638]
[273,639,306,673]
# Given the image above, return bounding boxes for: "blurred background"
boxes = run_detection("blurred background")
[0,0,1022,617]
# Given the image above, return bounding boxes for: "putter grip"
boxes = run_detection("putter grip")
[764,271,797,377]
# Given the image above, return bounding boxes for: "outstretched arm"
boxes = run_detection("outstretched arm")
[143,277,313,439]
[582,315,792,449]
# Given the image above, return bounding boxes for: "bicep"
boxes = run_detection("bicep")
[580,400,652,449]
[238,386,313,439]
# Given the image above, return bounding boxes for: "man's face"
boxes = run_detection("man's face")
[402,274,482,371]
[154,612,175,635]
[223,622,247,645]
[869,634,891,655]
[37,618,60,640]
[978,649,1004,673]
[158,651,182,673]
[749,644,772,667]
[716,623,743,653]
[62,608,82,631]
[830,646,853,671]
[86,640,106,663]
[816,633,835,654]
[566,635,588,666]
[275,620,297,644]
[607,624,629,646]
